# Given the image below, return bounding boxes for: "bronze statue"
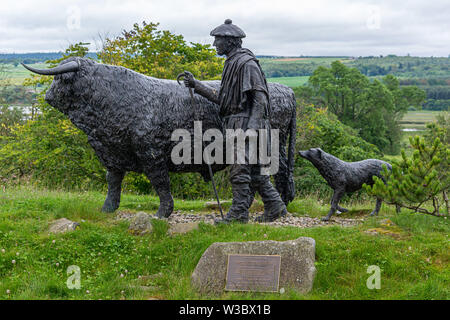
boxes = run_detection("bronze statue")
[299,148,392,221]
[22,56,296,219]
[183,19,288,223]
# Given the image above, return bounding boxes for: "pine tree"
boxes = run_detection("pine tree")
[365,135,449,216]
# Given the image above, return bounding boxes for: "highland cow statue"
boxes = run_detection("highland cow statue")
[23,57,296,218]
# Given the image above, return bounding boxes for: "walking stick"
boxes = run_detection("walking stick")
[177,72,224,220]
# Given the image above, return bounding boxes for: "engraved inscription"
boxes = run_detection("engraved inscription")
[225,254,281,292]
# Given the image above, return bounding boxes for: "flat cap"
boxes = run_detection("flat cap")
[210,19,246,38]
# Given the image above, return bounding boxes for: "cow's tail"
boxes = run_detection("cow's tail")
[285,104,297,204]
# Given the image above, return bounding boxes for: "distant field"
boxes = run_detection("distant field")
[261,57,353,87]
[398,110,447,155]
[260,57,352,64]
[0,63,48,85]
[267,76,309,87]
[272,57,308,62]
[399,110,444,130]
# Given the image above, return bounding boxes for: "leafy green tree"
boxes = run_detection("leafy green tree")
[307,61,392,151]
[0,106,24,137]
[381,74,426,153]
[0,42,106,189]
[0,64,11,104]
[98,21,223,80]
[304,61,426,154]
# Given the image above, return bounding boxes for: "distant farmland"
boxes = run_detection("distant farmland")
[260,56,352,86]
[399,110,442,131]
[260,56,353,64]
[1,63,48,85]
[267,75,309,87]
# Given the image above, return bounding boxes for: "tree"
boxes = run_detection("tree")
[0,105,24,137]
[303,61,426,154]
[381,74,426,154]
[365,134,449,217]
[307,61,393,151]
[0,64,11,105]
[0,65,25,138]
[98,21,223,80]
[0,43,106,189]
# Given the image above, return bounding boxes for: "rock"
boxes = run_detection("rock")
[168,222,199,236]
[49,218,80,234]
[191,236,316,295]
[128,212,153,235]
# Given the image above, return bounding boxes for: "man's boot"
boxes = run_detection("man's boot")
[253,175,287,223]
[215,182,251,225]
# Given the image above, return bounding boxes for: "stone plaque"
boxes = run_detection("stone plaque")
[225,254,281,292]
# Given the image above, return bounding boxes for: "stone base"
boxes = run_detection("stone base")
[191,237,316,295]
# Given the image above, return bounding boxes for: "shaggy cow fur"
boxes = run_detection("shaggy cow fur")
[42,57,297,218]
[299,148,391,221]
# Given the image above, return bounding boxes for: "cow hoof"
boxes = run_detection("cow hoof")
[155,208,172,219]
[101,203,117,213]
[321,217,330,222]
[369,211,378,216]
[155,212,171,219]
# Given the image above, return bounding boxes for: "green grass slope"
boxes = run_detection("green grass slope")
[0,187,448,300]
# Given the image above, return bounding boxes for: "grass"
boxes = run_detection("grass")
[267,76,309,87]
[397,110,448,155]
[0,63,48,85]
[0,187,448,300]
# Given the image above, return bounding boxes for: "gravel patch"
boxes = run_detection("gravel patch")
[116,210,363,228]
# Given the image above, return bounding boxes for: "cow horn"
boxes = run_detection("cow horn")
[21,60,80,75]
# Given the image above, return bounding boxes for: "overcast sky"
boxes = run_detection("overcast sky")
[1,0,449,56]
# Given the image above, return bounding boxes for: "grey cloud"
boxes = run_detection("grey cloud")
[0,0,448,56]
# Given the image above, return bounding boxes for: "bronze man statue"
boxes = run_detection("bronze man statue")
[183,19,287,223]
